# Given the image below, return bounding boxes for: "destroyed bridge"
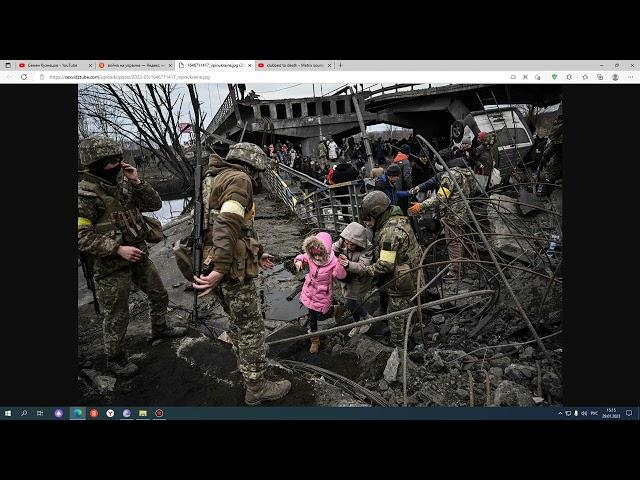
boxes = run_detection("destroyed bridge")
[205,83,562,159]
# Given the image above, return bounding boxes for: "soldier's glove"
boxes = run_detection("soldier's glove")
[408,202,424,215]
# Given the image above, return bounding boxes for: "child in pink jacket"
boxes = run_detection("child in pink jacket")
[294,231,347,353]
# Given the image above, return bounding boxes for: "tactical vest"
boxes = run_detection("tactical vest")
[174,172,260,283]
[377,215,422,296]
[437,167,476,226]
[78,178,161,245]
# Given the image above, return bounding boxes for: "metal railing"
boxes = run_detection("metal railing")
[261,161,375,234]
[209,85,239,132]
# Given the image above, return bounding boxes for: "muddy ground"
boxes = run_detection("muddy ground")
[78,189,563,407]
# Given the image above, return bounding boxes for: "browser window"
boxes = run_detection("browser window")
[0,59,637,423]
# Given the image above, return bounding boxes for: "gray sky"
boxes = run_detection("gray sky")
[85,83,544,141]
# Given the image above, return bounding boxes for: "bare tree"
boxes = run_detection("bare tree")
[386,123,394,140]
[78,84,208,192]
[518,104,545,133]
[78,110,91,139]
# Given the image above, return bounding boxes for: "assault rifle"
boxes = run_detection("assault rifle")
[79,252,100,314]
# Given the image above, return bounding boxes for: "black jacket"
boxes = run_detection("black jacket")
[411,160,432,188]
[374,143,387,162]
[332,163,359,193]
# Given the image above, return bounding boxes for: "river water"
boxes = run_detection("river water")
[153,198,189,225]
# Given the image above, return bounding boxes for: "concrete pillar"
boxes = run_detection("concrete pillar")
[302,137,317,159]
[447,98,471,121]
[330,100,336,116]
[252,105,261,119]
[285,103,293,119]
[269,104,277,119]
[301,102,308,117]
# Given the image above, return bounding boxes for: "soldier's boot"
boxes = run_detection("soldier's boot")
[151,324,187,341]
[309,336,320,354]
[245,378,292,406]
[309,337,320,353]
[107,354,139,378]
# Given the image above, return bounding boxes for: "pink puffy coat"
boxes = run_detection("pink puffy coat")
[295,232,346,314]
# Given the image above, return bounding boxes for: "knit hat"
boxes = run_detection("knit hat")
[386,164,401,176]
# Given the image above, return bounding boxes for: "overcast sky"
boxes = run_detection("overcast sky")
[83,83,555,140]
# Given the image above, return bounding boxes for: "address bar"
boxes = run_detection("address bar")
[45,72,213,82]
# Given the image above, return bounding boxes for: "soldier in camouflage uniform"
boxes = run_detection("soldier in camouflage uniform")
[318,139,328,169]
[538,104,563,192]
[409,165,478,280]
[192,143,291,405]
[78,136,186,378]
[361,191,422,347]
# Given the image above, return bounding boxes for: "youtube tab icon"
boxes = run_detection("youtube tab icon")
[19,63,25,68]
[258,63,264,68]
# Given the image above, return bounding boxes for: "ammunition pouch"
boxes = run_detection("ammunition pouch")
[95,207,162,244]
[230,236,260,283]
[143,216,164,243]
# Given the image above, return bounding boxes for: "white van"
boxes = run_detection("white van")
[452,105,534,178]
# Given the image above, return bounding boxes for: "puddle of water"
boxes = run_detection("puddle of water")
[260,267,306,322]
[262,289,306,321]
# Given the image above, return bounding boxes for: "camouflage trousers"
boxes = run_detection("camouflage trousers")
[444,223,466,276]
[387,295,414,345]
[95,257,168,359]
[215,278,267,382]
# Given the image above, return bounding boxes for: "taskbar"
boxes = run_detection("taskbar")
[1,406,638,421]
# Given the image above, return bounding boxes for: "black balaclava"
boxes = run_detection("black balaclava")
[89,157,122,185]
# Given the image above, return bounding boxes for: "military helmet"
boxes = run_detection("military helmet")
[362,190,391,219]
[79,136,123,167]
[226,142,267,171]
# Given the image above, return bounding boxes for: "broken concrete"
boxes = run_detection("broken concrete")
[542,371,562,400]
[81,369,116,395]
[77,173,563,407]
[504,364,537,382]
[383,348,401,383]
[493,380,535,407]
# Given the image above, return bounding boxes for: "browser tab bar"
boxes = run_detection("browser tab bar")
[175,60,254,71]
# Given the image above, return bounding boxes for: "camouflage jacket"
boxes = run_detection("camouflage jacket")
[542,119,564,162]
[318,143,328,158]
[78,172,162,278]
[204,155,263,282]
[423,166,476,226]
[365,206,422,296]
